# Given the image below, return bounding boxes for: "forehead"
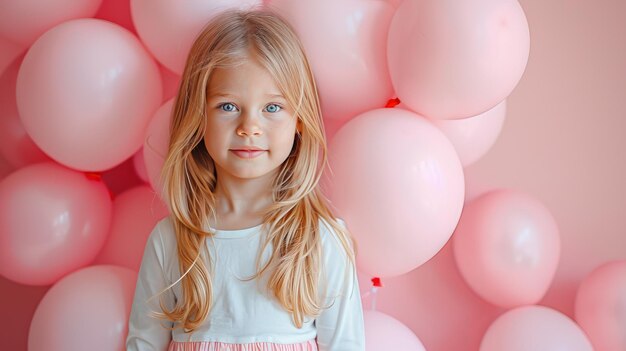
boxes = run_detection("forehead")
[207,58,282,97]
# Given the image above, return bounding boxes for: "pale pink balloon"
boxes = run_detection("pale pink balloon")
[28,265,137,351]
[480,305,593,351]
[16,18,162,172]
[400,100,507,168]
[453,188,560,308]
[0,0,102,46]
[130,0,262,74]
[94,185,169,271]
[132,148,149,183]
[0,162,112,286]
[328,108,465,277]
[388,0,529,120]
[364,310,426,351]
[575,260,626,351]
[269,0,395,123]
[143,99,173,199]
[0,55,52,168]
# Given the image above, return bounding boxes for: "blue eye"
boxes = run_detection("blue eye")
[219,103,237,112]
[265,104,282,113]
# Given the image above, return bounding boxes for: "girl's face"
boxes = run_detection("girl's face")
[203,56,301,182]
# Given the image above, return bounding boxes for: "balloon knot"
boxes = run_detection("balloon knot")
[384,97,401,108]
[84,172,102,181]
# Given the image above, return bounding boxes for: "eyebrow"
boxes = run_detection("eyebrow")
[208,92,286,99]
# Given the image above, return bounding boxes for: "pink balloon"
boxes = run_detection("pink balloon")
[388,0,529,120]
[453,188,560,308]
[480,305,593,351]
[0,0,102,46]
[94,185,169,271]
[16,18,162,172]
[0,55,52,168]
[400,100,507,168]
[328,108,465,277]
[28,265,137,351]
[0,162,112,286]
[363,310,426,351]
[575,260,626,351]
[269,0,395,123]
[130,0,262,74]
[143,99,173,199]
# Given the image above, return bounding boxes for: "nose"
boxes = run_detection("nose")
[236,110,263,136]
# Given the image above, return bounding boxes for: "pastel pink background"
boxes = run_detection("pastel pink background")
[1,0,625,349]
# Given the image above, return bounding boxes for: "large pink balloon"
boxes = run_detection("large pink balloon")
[575,260,626,351]
[28,265,137,351]
[269,0,395,123]
[328,108,465,277]
[480,305,593,351]
[388,0,529,120]
[0,56,52,168]
[363,310,426,351]
[143,98,173,199]
[0,0,102,46]
[453,188,560,308]
[401,100,507,168]
[0,162,112,286]
[131,0,262,74]
[94,185,169,271]
[16,18,162,172]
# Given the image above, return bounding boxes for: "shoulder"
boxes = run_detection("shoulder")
[318,216,352,260]
[318,216,347,242]
[147,215,177,259]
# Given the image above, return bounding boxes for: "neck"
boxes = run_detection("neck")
[213,170,276,216]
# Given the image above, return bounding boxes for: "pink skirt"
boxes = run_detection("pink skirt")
[168,339,318,351]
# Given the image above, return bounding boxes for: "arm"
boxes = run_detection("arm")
[126,220,176,350]
[315,219,366,351]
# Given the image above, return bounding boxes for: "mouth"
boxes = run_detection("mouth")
[230,149,266,159]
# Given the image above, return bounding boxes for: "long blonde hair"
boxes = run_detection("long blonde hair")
[150,7,358,335]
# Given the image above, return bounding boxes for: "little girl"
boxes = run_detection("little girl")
[126,7,365,351]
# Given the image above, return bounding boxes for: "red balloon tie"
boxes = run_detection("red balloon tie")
[84,172,102,181]
[384,97,401,108]
[360,277,383,310]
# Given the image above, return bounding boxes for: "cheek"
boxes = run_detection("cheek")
[204,129,228,155]
[272,130,297,153]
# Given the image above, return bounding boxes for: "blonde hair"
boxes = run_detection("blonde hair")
[150,7,358,335]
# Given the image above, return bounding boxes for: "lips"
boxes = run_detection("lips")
[231,146,266,151]
[231,149,266,159]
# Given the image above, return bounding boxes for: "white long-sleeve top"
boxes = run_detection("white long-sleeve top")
[126,215,365,351]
